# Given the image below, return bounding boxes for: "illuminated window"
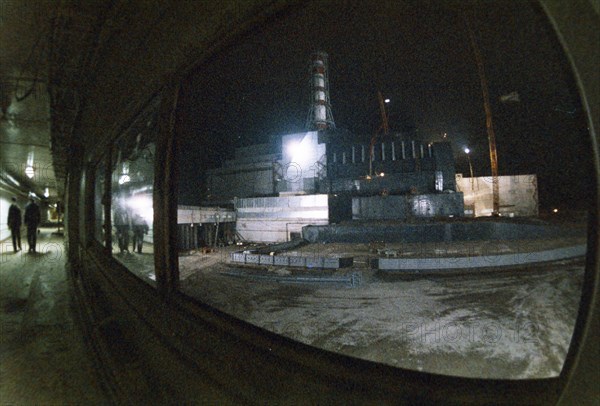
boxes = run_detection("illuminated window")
[110,105,158,285]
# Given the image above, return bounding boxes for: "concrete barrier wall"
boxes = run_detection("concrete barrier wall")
[230,252,353,269]
[377,244,586,272]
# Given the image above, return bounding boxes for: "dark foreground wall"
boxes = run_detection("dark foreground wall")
[352,193,464,220]
[303,220,584,244]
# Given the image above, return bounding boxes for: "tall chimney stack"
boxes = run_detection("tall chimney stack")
[305,51,336,131]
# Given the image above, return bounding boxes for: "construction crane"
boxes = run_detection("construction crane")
[369,91,390,177]
[465,11,500,215]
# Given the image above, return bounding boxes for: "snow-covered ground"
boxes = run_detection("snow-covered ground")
[180,257,584,379]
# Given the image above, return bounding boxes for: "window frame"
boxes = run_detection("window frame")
[163,1,599,402]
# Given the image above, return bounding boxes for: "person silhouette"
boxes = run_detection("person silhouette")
[113,202,131,253]
[24,198,41,253]
[7,197,22,252]
[131,213,149,253]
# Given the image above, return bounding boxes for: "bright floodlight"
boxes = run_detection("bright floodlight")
[384,98,390,103]
[127,194,154,223]
[25,166,35,178]
[287,139,308,158]
[464,147,470,154]
[287,141,300,155]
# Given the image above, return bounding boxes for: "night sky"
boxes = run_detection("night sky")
[177,0,594,210]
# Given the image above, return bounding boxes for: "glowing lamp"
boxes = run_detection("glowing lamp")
[25,166,35,178]
[119,174,131,185]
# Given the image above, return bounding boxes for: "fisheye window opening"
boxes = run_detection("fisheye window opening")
[173,1,591,380]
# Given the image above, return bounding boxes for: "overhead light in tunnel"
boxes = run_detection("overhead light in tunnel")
[25,166,35,178]
[119,174,131,185]
[44,187,49,198]
[119,162,130,184]
[5,173,20,186]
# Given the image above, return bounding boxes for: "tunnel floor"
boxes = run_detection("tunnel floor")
[0,228,107,404]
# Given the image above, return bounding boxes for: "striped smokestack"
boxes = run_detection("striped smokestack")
[305,51,336,131]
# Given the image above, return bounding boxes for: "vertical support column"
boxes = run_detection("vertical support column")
[154,82,180,296]
[391,142,396,161]
[66,140,84,271]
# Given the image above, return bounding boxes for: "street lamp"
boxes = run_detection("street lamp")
[464,147,474,190]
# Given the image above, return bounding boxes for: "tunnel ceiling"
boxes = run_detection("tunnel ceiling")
[1,1,112,201]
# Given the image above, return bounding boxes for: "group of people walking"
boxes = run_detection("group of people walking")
[8,196,148,255]
[113,203,149,254]
[7,197,41,253]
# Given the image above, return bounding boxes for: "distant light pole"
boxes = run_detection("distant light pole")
[464,147,474,190]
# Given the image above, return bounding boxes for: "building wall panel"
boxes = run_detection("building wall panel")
[456,174,538,217]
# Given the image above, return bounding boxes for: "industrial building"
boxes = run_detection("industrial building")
[195,52,464,243]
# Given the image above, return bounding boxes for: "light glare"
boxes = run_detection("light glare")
[127,194,153,223]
